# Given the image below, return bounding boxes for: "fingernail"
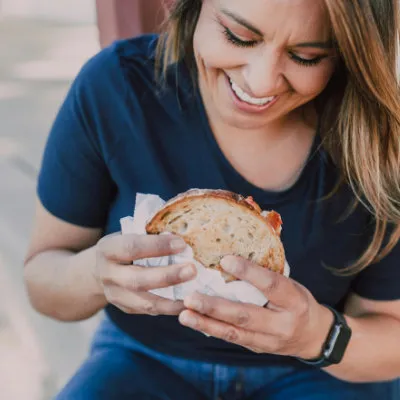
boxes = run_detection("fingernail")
[220,256,237,272]
[180,312,198,327]
[180,265,195,280]
[170,238,186,250]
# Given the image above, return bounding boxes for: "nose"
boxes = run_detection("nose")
[243,47,287,97]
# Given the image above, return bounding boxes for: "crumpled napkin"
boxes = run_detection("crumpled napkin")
[120,193,291,307]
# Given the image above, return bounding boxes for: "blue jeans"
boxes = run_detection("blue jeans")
[56,316,399,400]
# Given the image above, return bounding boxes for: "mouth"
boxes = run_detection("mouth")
[226,74,278,112]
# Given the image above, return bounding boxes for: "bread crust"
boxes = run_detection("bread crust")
[146,189,285,280]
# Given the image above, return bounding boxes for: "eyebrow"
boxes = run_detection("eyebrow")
[220,9,263,36]
[220,9,333,50]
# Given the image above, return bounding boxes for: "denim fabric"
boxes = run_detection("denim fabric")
[55,316,400,400]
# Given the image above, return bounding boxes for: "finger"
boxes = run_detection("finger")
[183,293,282,335]
[99,233,187,263]
[104,262,197,292]
[179,310,281,353]
[220,256,297,309]
[106,286,185,316]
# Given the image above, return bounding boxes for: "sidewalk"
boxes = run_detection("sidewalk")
[0,17,103,399]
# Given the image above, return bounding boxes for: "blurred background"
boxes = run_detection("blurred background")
[0,1,167,398]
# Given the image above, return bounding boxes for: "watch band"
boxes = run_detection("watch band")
[296,304,352,368]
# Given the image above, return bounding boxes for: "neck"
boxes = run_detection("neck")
[198,81,318,192]
[208,108,317,153]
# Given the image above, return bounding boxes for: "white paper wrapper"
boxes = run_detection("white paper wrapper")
[120,193,291,307]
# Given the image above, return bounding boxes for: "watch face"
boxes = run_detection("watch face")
[296,306,352,367]
[325,323,352,364]
[324,324,343,359]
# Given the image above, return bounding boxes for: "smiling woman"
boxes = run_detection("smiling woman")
[193,1,336,126]
[158,0,400,269]
[24,0,400,399]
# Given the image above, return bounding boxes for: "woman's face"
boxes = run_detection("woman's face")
[193,0,337,130]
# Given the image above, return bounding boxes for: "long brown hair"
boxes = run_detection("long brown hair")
[156,0,400,274]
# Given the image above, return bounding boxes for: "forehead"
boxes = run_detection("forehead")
[210,0,331,42]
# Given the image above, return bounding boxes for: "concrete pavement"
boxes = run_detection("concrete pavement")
[0,17,103,399]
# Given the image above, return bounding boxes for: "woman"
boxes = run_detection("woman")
[24,0,400,399]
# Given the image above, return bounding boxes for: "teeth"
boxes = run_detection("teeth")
[229,79,275,106]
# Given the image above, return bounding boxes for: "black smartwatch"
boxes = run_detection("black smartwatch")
[296,304,352,368]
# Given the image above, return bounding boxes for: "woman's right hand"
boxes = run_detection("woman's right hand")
[95,233,196,316]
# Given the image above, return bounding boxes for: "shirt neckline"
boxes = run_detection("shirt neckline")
[193,81,322,205]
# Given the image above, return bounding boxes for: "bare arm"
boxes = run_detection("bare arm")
[323,293,400,382]
[24,198,107,321]
[24,197,197,322]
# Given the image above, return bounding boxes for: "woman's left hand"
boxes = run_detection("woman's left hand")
[179,255,334,360]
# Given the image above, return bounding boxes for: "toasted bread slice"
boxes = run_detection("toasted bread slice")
[145,189,285,282]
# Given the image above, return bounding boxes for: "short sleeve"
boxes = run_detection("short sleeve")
[351,235,400,301]
[37,48,117,228]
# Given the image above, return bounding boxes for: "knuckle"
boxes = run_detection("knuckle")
[103,286,112,300]
[96,236,108,252]
[248,344,263,354]
[101,273,113,286]
[122,235,140,259]
[193,297,210,314]
[104,287,118,304]
[223,328,240,343]
[164,269,181,286]
[295,302,309,320]
[97,233,119,257]
[114,301,135,315]
[235,310,251,327]
[152,298,164,314]
[141,301,158,316]
[261,274,280,294]
[128,276,144,292]
[203,302,214,315]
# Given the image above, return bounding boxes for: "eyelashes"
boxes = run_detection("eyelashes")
[221,26,325,67]
[288,52,324,67]
[222,26,258,48]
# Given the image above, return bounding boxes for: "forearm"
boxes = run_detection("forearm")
[324,314,400,382]
[24,246,107,321]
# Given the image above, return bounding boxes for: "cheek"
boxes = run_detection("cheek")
[288,64,336,98]
[193,23,242,72]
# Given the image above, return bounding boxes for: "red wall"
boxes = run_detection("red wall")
[96,0,170,48]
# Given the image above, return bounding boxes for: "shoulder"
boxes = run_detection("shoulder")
[73,33,195,114]
[73,34,160,97]
[113,34,159,66]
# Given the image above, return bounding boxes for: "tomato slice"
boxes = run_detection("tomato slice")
[265,211,282,236]
[244,196,261,213]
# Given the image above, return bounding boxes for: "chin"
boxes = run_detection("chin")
[220,110,272,130]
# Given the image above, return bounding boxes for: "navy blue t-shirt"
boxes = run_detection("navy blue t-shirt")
[38,35,400,366]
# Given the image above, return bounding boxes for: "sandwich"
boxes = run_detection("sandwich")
[145,189,285,282]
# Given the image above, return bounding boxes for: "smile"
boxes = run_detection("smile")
[228,77,276,106]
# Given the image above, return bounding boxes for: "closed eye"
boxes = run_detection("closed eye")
[289,52,326,67]
[222,27,258,48]
[222,25,327,67]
